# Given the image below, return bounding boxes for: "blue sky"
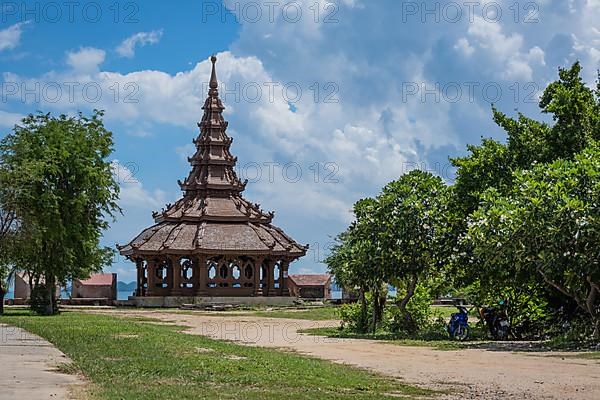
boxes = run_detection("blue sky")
[1,0,599,283]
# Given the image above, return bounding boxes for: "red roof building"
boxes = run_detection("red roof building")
[71,273,117,300]
[118,56,307,299]
[288,274,332,299]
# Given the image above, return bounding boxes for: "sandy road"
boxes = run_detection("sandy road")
[92,310,600,400]
[0,323,83,400]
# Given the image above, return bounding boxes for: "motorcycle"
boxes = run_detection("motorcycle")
[480,303,510,340]
[447,305,470,341]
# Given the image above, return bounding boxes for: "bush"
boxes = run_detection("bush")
[385,284,433,334]
[29,285,58,315]
[339,300,370,332]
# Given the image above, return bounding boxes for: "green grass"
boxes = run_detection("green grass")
[179,304,451,322]
[569,352,600,359]
[173,306,340,321]
[246,306,339,320]
[430,306,458,320]
[0,310,433,400]
[300,327,467,350]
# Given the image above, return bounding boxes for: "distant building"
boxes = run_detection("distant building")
[288,274,332,299]
[13,273,61,304]
[71,273,117,300]
[341,286,360,302]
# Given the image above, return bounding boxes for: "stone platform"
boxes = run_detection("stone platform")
[126,296,297,308]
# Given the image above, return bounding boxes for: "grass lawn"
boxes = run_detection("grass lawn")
[430,305,458,319]
[299,327,467,351]
[0,310,432,400]
[172,305,340,321]
[242,306,339,320]
[570,352,600,359]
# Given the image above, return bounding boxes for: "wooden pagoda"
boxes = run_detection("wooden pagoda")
[118,56,307,298]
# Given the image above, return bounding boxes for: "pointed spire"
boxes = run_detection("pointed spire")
[178,54,246,197]
[209,55,218,96]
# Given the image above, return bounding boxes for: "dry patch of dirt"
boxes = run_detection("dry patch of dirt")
[88,309,600,400]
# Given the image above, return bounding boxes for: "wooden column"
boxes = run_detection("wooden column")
[196,255,208,296]
[171,256,182,296]
[253,256,264,296]
[267,259,277,296]
[135,259,143,296]
[146,259,157,296]
[279,259,290,296]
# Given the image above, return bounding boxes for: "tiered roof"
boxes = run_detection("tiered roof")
[118,56,307,258]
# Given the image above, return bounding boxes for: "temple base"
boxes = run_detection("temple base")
[128,295,298,308]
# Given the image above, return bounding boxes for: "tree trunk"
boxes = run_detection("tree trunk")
[396,273,418,311]
[371,297,377,334]
[593,317,600,340]
[0,287,5,315]
[395,273,418,333]
[358,287,368,333]
[44,274,56,315]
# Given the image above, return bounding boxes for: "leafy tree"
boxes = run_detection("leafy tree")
[377,170,450,332]
[539,62,600,158]
[0,201,17,315]
[467,145,600,338]
[452,63,600,219]
[326,198,387,333]
[451,138,513,218]
[0,111,120,315]
[450,62,600,336]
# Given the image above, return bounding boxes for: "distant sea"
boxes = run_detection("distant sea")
[4,290,133,301]
[5,289,392,301]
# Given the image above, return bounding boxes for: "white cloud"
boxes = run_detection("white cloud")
[111,160,167,210]
[466,16,546,81]
[0,110,24,128]
[0,21,28,51]
[116,30,163,58]
[176,143,196,161]
[66,47,106,73]
[454,38,475,57]
[7,0,600,276]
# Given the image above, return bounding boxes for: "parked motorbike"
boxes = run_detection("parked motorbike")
[480,303,510,340]
[447,305,470,341]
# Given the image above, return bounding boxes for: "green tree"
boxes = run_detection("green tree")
[539,62,600,158]
[452,63,599,218]
[377,170,450,332]
[0,203,17,315]
[467,145,600,338]
[450,62,600,332]
[0,111,120,315]
[326,198,387,333]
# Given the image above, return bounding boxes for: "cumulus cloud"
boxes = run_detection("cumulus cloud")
[466,16,546,81]
[66,47,106,73]
[116,30,163,58]
[0,110,24,128]
[5,0,600,274]
[454,38,475,57]
[111,160,167,209]
[0,21,29,51]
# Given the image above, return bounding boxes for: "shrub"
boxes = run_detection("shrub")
[385,284,433,334]
[29,285,58,315]
[339,300,371,332]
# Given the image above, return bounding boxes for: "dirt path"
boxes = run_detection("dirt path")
[0,324,83,400]
[92,310,600,399]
